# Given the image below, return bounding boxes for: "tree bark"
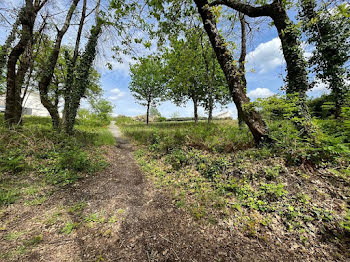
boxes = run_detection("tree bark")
[63,0,87,126]
[208,97,213,123]
[21,17,47,106]
[38,0,80,130]
[238,12,247,128]
[0,17,20,76]
[64,21,102,133]
[146,100,151,125]
[210,0,314,137]
[64,0,101,134]
[195,0,271,144]
[5,3,36,127]
[4,0,48,127]
[193,97,198,123]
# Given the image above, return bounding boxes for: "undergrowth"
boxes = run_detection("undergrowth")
[116,116,350,247]
[0,115,113,206]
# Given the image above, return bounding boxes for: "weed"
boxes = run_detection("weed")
[24,196,47,206]
[108,216,118,223]
[44,210,63,226]
[67,201,87,214]
[24,234,43,246]
[4,231,25,241]
[84,213,105,223]
[264,166,281,180]
[0,188,19,206]
[61,222,80,234]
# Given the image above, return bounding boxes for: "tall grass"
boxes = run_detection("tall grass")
[116,118,253,153]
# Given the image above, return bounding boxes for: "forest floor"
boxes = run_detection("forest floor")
[1,121,349,261]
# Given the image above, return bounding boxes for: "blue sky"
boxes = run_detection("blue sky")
[98,7,329,119]
[0,0,329,119]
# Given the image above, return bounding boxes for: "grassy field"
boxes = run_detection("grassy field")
[117,117,350,258]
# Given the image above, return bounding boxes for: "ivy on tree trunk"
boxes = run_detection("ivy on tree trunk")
[210,0,314,137]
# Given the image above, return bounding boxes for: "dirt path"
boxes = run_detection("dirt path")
[1,123,308,261]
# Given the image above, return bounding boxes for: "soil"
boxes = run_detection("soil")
[0,123,347,261]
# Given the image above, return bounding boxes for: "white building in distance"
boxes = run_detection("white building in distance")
[0,92,51,117]
[215,111,232,119]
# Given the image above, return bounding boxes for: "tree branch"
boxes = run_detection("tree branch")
[209,0,274,17]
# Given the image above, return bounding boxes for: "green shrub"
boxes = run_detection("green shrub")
[156,116,167,122]
[58,148,90,172]
[165,149,188,169]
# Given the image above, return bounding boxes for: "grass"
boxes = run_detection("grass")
[0,114,115,260]
[116,116,350,245]
[0,114,113,207]
[118,119,253,153]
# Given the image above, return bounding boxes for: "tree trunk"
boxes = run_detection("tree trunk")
[194,0,271,144]
[64,0,101,134]
[333,84,344,119]
[271,4,314,136]
[146,100,151,125]
[21,17,47,107]
[63,0,87,126]
[208,97,213,123]
[5,3,36,127]
[0,17,20,75]
[300,0,347,119]
[38,0,80,130]
[210,0,314,137]
[199,33,214,124]
[192,96,199,123]
[238,12,247,129]
[64,23,102,134]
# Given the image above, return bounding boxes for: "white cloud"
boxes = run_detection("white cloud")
[248,88,275,100]
[246,38,285,74]
[109,88,125,100]
[307,81,330,97]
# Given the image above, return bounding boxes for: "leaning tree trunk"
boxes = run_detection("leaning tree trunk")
[38,0,80,130]
[238,13,247,128]
[64,0,101,134]
[0,17,20,76]
[63,0,87,126]
[194,0,271,144]
[209,0,314,137]
[5,4,36,127]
